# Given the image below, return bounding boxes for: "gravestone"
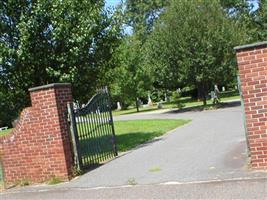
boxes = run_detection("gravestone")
[157,102,163,109]
[148,95,153,106]
[117,102,121,110]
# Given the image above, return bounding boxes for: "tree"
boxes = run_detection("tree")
[0,0,121,126]
[254,0,267,40]
[145,0,247,105]
[109,36,152,111]
[124,0,169,39]
[106,0,168,111]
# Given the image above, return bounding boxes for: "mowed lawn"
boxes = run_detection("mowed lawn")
[0,129,12,137]
[113,90,240,116]
[114,119,190,152]
[0,120,190,153]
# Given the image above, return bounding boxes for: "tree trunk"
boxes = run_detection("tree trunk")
[136,98,140,112]
[202,82,208,106]
[197,82,207,106]
[203,95,207,106]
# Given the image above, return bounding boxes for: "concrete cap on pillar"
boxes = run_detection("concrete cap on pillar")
[28,83,71,92]
[234,41,267,52]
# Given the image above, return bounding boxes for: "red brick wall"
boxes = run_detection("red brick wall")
[235,42,267,170]
[0,83,74,185]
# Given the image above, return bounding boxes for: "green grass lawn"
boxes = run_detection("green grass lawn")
[114,119,190,152]
[0,119,190,153]
[113,91,241,116]
[76,119,190,160]
[113,107,159,116]
[0,128,13,137]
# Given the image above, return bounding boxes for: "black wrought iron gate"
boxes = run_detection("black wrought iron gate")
[67,87,117,170]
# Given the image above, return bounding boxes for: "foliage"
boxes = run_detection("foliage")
[148,167,161,173]
[124,0,169,39]
[109,35,152,109]
[127,177,137,185]
[0,128,13,137]
[171,91,184,109]
[16,179,31,186]
[112,92,240,116]
[144,0,248,105]
[254,0,267,40]
[0,0,121,126]
[47,176,63,185]
[1,0,263,125]
[107,0,169,110]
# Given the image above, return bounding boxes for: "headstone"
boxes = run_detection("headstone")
[210,91,215,99]
[157,102,163,109]
[235,85,238,90]
[117,102,121,110]
[166,96,170,102]
[73,101,79,109]
[138,99,143,107]
[177,88,181,93]
[148,94,153,106]
[222,86,225,92]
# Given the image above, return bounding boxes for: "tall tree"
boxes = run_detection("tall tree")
[0,0,121,126]
[254,0,267,40]
[145,0,248,105]
[109,36,152,111]
[124,0,169,39]
[107,0,168,110]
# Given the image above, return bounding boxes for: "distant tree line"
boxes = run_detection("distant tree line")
[109,0,267,108]
[0,0,267,126]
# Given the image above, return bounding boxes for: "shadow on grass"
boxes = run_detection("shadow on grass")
[78,131,163,156]
[164,100,241,114]
[76,131,164,174]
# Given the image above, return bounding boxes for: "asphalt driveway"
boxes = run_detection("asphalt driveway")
[2,101,267,197]
[61,102,266,188]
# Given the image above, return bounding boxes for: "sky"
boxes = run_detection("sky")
[105,0,121,9]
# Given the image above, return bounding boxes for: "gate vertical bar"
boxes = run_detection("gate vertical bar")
[67,103,82,170]
[106,87,118,156]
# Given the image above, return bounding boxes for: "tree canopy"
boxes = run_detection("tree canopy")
[0,0,121,125]
[0,0,265,125]
[144,0,248,104]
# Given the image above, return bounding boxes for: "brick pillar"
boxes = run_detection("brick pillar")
[235,41,267,170]
[0,83,74,185]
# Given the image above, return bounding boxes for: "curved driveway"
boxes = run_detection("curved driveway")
[61,101,266,188]
[3,101,267,197]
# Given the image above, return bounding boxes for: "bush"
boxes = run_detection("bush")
[171,91,185,109]
[180,87,198,99]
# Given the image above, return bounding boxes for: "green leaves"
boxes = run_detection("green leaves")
[144,0,247,103]
[0,0,121,126]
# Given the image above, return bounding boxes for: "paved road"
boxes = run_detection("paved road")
[1,178,267,199]
[0,179,267,200]
[1,101,267,199]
